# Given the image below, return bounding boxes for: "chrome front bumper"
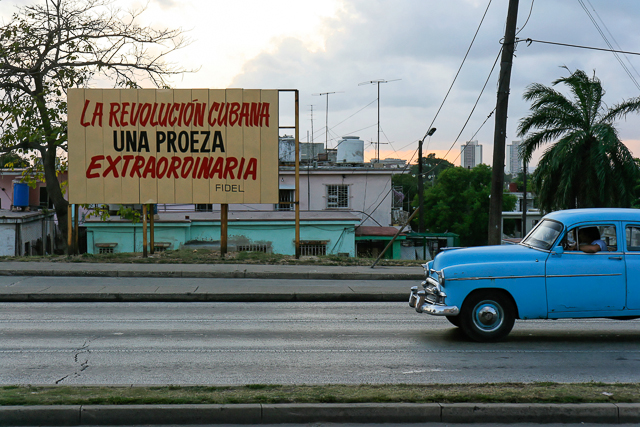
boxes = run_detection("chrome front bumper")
[409,285,459,316]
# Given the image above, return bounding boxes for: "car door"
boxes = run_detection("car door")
[546,222,626,314]
[624,224,640,310]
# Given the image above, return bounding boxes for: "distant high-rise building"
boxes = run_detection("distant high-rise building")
[506,140,523,175]
[460,140,482,168]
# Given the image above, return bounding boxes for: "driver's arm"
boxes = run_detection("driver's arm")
[580,244,601,253]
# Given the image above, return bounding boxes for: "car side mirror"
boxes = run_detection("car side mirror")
[552,245,564,255]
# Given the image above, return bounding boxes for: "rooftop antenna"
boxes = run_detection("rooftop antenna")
[359,79,400,162]
[312,91,343,149]
[308,105,314,143]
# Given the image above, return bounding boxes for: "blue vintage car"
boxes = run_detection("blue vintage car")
[408,208,640,342]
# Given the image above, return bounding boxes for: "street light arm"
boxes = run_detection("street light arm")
[417,127,436,234]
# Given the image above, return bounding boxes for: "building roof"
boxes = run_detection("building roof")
[407,231,460,238]
[355,226,403,237]
[85,210,361,223]
[279,166,394,175]
[0,209,54,223]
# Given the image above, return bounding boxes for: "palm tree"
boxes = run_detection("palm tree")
[517,67,640,213]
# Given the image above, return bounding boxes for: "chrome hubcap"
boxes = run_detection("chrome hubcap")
[473,301,503,332]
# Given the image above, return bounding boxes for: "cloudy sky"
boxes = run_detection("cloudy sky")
[3,0,640,167]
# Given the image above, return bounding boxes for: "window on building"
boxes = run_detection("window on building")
[326,184,349,209]
[300,240,327,256]
[196,204,213,212]
[275,189,295,211]
[237,243,271,253]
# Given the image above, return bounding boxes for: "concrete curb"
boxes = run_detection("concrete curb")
[1,403,639,425]
[0,292,408,303]
[0,268,423,280]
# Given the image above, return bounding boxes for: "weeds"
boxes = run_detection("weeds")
[0,249,425,267]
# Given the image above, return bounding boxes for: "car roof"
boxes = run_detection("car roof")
[544,208,640,223]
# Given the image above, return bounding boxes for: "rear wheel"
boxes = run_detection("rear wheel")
[460,291,515,342]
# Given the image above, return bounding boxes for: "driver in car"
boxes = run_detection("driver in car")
[567,227,607,253]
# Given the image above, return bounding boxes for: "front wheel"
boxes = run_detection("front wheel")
[459,291,515,342]
[446,315,461,327]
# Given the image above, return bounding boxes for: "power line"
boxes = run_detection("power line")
[423,0,494,153]
[437,47,502,166]
[447,108,496,167]
[330,98,377,130]
[515,0,535,36]
[417,46,502,178]
[364,0,495,222]
[311,98,378,143]
[585,0,640,81]
[520,38,640,56]
[335,124,377,144]
[379,125,398,156]
[578,0,640,90]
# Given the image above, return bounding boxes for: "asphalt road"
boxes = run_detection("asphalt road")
[2,301,640,385]
[35,424,640,427]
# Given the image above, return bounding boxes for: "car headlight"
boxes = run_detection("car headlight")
[422,262,433,279]
[437,269,445,287]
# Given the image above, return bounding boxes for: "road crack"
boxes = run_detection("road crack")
[55,338,94,384]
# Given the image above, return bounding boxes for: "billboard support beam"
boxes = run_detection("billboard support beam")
[73,204,79,255]
[295,90,300,259]
[67,204,72,256]
[149,204,155,255]
[278,89,301,258]
[142,204,148,258]
[221,204,228,257]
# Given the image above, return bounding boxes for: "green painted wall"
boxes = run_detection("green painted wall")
[86,220,358,256]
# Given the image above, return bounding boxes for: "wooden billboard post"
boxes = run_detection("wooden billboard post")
[74,204,79,254]
[294,90,300,259]
[142,204,148,258]
[221,204,228,257]
[67,204,72,256]
[149,204,155,255]
[277,89,301,258]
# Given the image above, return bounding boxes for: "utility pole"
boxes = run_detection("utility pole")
[309,105,314,143]
[522,159,527,237]
[488,0,519,245]
[309,105,315,160]
[359,79,400,162]
[418,127,436,233]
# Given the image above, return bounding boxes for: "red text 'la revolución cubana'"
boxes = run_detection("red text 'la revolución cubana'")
[79,100,271,128]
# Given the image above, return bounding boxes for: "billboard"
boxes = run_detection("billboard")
[67,88,279,204]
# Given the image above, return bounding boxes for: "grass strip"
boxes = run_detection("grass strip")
[2,383,640,406]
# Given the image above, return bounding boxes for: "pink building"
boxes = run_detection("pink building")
[0,169,67,211]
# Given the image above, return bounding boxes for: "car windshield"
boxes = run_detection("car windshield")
[521,219,563,250]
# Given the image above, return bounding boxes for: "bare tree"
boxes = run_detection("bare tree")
[0,0,190,249]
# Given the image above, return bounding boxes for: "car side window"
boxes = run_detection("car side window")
[600,225,617,251]
[626,226,640,251]
[565,225,616,252]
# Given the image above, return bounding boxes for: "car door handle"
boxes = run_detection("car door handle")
[608,256,623,260]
